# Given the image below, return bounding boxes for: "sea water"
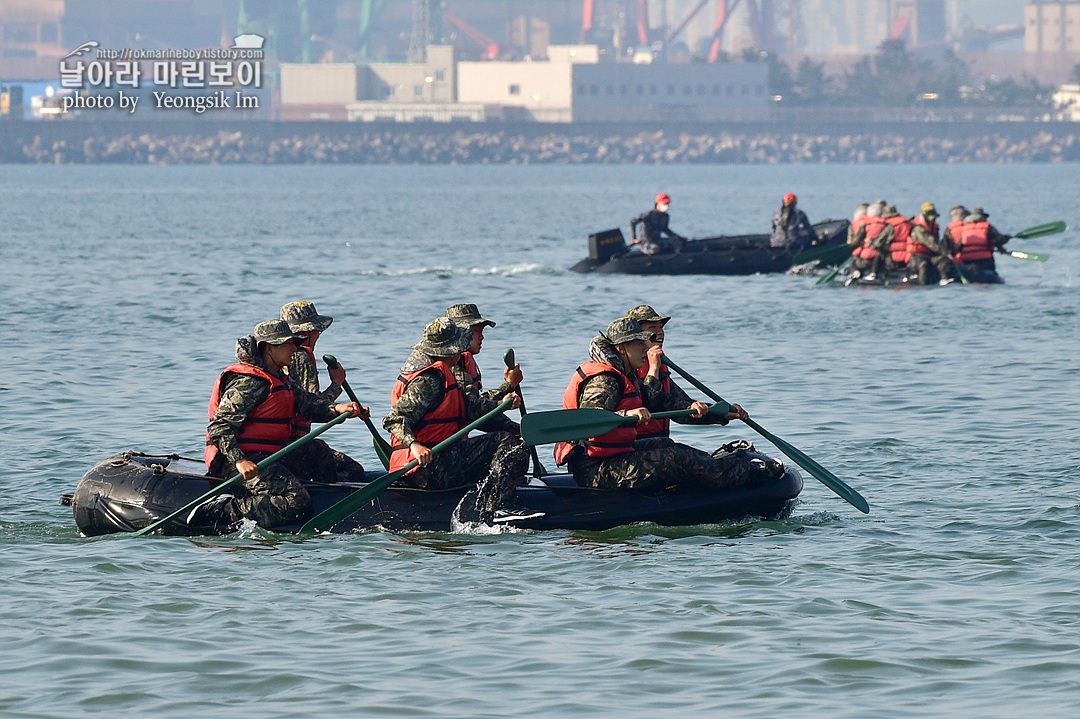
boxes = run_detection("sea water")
[1,163,1078,718]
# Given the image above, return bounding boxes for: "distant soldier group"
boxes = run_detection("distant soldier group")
[847,200,1010,285]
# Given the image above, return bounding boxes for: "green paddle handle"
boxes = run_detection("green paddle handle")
[661,357,869,514]
[300,396,515,534]
[503,348,547,477]
[131,410,352,536]
[324,354,392,470]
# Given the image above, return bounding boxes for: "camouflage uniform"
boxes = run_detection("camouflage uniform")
[563,325,773,492]
[280,301,365,484]
[956,208,1009,282]
[770,202,813,249]
[206,331,341,528]
[905,207,953,285]
[445,303,514,402]
[383,318,528,524]
[630,209,686,255]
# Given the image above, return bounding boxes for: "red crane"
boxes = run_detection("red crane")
[444,11,499,60]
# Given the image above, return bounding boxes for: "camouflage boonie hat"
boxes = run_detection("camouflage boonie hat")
[624,304,671,327]
[970,207,987,217]
[280,301,333,333]
[604,317,656,345]
[414,317,471,357]
[446,303,496,329]
[253,320,305,345]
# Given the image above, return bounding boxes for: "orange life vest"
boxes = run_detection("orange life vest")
[291,344,318,437]
[886,215,913,264]
[635,362,671,440]
[853,215,887,260]
[388,361,467,471]
[956,221,994,263]
[460,351,482,391]
[205,363,295,468]
[553,361,641,465]
[945,218,964,253]
[907,215,940,258]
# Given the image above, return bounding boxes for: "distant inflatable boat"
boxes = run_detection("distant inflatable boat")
[64,452,803,536]
[569,219,850,275]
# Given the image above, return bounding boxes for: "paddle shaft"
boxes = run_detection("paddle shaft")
[816,256,853,285]
[323,354,392,470]
[503,348,547,477]
[131,410,352,536]
[520,406,719,446]
[300,396,515,534]
[660,357,869,514]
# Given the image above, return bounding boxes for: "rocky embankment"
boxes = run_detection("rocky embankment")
[4,127,1080,163]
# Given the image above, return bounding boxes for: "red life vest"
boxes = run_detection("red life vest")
[291,344,318,437]
[956,221,994,263]
[460,351,482,391]
[205,363,295,468]
[886,215,913,264]
[907,215,940,258]
[388,361,467,471]
[635,362,671,439]
[851,215,867,234]
[945,219,964,252]
[853,215,887,260]
[553,361,641,465]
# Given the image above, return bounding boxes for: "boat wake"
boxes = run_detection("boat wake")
[350,263,564,278]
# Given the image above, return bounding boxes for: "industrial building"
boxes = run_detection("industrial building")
[280,44,769,122]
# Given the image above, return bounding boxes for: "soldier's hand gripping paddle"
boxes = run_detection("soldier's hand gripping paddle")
[503,348,547,477]
[1012,221,1066,240]
[300,397,515,534]
[323,354,391,470]
[130,411,353,537]
[520,405,729,446]
[661,357,870,515]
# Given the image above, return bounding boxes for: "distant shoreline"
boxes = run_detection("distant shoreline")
[2,120,1079,164]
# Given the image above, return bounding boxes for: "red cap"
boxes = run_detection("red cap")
[655,192,671,205]
[783,193,797,205]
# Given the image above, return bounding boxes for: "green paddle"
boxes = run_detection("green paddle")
[323,354,391,470]
[503,348,547,477]
[661,357,870,514]
[1005,250,1048,262]
[816,256,854,285]
[794,242,855,268]
[131,410,352,536]
[520,405,729,447]
[1012,221,1066,240]
[299,396,514,534]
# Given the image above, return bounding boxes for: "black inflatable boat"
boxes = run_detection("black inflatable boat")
[569,219,850,275]
[64,451,803,536]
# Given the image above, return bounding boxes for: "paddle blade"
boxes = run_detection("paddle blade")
[745,418,869,514]
[300,467,407,534]
[1009,250,1048,262]
[1013,221,1066,240]
[521,408,630,446]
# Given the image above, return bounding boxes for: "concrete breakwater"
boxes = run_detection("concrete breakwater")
[4,125,1080,164]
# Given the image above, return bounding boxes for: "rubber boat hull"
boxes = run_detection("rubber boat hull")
[570,219,849,275]
[836,266,1004,287]
[65,452,804,536]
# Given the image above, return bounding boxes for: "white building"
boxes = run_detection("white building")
[282,44,769,123]
[458,45,769,122]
